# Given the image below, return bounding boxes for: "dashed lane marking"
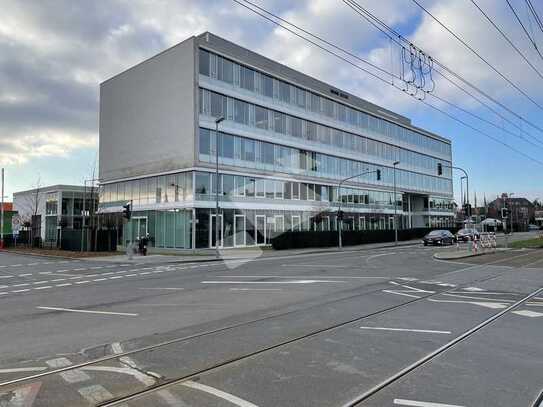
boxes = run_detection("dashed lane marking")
[37,306,138,317]
[34,286,52,290]
[394,399,465,407]
[511,310,543,317]
[181,380,260,407]
[360,326,451,334]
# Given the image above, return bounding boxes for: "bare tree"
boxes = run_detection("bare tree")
[19,175,42,245]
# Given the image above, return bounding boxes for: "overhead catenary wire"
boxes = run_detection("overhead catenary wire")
[470,0,543,81]
[506,0,543,61]
[342,0,543,147]
[525,0,543,35]
[411,0,543,114]
[231,0,543,167]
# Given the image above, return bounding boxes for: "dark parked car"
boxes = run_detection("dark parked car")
[423,230,456,246]
[456,228,480,242]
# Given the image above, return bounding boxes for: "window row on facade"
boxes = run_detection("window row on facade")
[199,88,452,176]
[193,171,403,208]
[199,49,451,156]
[198,128,453,195]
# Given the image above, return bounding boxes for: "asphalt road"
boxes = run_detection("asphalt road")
[0,242,542,407]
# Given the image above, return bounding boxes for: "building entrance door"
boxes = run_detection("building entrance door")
[210,214,223,248]
[234,215,246,247]
[255,215,266,245]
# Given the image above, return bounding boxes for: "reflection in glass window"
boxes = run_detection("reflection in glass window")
[199,49,210,76]
[223,175,234,196]
[195,172,210,195]
[255,106,268,130]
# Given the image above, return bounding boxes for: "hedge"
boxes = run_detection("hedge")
[271,227,460,250]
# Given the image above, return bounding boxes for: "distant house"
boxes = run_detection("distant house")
[487,194,535,232]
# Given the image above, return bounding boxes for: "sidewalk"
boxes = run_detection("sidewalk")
[433,247,509,260]
[83,239,422,264]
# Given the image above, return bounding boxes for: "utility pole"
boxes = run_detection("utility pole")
[0,168,4,250]
[393,161,400,246]
[215,116,225,259]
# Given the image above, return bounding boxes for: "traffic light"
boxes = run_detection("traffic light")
[463,203,472,217]
[501,207,509,219]
[437,163,443,175]
[337,210,344,220]
[376,169,381,181]
[122,203,131,220]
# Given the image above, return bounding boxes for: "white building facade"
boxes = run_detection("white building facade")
[98,32,454,250]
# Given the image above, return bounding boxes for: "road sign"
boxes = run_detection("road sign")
[12,214,22,235]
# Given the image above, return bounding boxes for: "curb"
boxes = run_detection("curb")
[433,251,490,260]
[0,249,84,260]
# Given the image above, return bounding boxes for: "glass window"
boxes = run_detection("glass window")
[300,183,308,200]
[282,182,290,199]
[217,56,233,83]
[262,74,273,98]
[273,111,286,134]
[195,172,210,195]
[199,49,210,76]
[220,133,234,159]
[240,65,255,91]
[255,106,268,130]
[290,117,303,138]
[210,92,227,118]
[262,142,274,165]
[278,81,290,103]
[223,174,234,196]
[235,176,245,196]
[292,182,300,199]
[256,179,265,198]
[275,180,284,199]
[245,178,255,197]
[307,184,315,200]
[234,99,249,125]
[265,180,275,199]
[199,128,210,155]
[241,138,255,162]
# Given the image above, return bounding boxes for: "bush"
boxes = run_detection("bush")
[271,227,459,250]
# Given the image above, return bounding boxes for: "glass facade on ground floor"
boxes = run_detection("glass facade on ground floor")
[118,207,454,250]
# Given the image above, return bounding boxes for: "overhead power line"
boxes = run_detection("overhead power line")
[525,0,543,35]
[411,0,543,113]
[470,0,543,81]
[505,0,543,61]
[231,0,543,167]
[342,0,543,147]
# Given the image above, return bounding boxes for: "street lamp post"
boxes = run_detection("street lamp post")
[440,165,470,226]
[214,116,225,259]
[337,169,381,249]
[1,168,4,250]
[393,161,400,246]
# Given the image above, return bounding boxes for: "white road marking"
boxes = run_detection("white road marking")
[0,367,48,373]
[93,278,107,282]
[78,384,113,404]
[56,283,72,287]
[75,280,91,284]
[51,278,66,282]
[202,280,345,284]
[428,298,509,309]
[33,280,50,285]
[512,310,543,317]
[212,275,386,279]
[230,288,283,291]
[11,289,30,293]
[139,272,151,275]
[383,290,421,299]
[0,275,13,278]
[138,287,185,290]
[37,307,138,316]
[125,273,138,277]
[282,264,348,268]
[12,283,29,287]
[360,326,451,334]
[394,399,464,407]
[109,276,123,279]
[463,287,485,292]
[69,276,83,279]
[398,277,418,281]
[46,357,91,383]
[442,293,514,303]
[181,380,259,407]
[18,273,32,277]
[0,292,7,295]
[34,286,52,290]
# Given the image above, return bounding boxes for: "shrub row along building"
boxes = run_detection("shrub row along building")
[98,32,454,250]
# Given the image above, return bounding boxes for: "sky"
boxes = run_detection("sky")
[1,0,542,205]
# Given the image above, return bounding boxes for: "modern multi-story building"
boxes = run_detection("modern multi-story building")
[98,32,454,250]
[13,184,98,243]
